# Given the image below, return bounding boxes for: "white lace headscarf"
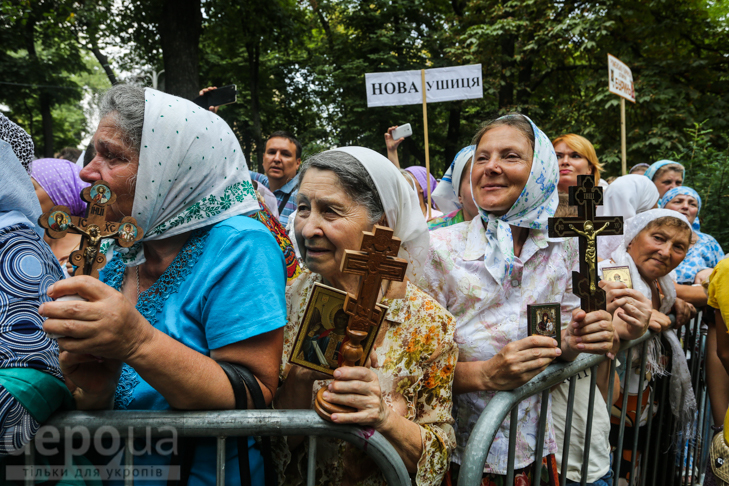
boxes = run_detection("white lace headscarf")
[115,89,260,266]
[431,145,476,214]
[325,147,430,282]
[473,115,559,285]
[609,208,696,431]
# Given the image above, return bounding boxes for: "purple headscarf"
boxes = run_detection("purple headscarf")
[31,158,90,216]
[404,166,438,208]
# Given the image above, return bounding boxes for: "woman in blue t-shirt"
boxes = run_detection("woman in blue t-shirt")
[39,85,287,486]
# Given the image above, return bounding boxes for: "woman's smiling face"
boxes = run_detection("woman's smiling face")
[471,125,533,217]
[294,168,375,285]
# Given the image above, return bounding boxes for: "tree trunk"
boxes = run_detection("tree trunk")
[444,101,462,170]
[39,92,54,157]
[24,15,53,156]
[246,41,263,171]
[91,45,118,85]
[159,0,201,99]
[499,35,516,109]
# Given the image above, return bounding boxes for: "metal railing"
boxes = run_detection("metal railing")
[19,410,411,486]
[457,312,711,486]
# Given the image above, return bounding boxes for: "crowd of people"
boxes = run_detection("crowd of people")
[0,83,726,486]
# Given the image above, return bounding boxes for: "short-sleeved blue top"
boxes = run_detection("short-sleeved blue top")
[100,215,287,486]
[674,231,724,284]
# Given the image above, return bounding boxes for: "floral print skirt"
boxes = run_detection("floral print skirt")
[444,455,559,486]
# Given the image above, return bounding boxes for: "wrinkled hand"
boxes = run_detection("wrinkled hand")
[694,268,713,286]
[322,367,390,428]
[40,276,155,362]
[483,335,561,390]
[648,309,672,332]
[198,86,219,113]
[673,298,696,328]
[384,126,405,152]
[600,280,651,339]
[59,350,122,407]
[563,308,614,360]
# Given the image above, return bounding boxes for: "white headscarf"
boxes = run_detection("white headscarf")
[116,89,260,265]
[608,208,696,431]
[473,115,559,285]
[431,145,475,214]
[328,147,430,282]
[0,140,43,237]
[609,208,689,313]
[597,174,660,258]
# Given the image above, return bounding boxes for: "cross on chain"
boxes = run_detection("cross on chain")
[39,181,144,279]
[548,175,623,312]
[314,225,408,421]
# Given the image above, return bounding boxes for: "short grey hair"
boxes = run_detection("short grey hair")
[99,84,145,155]
[298,151,385,224]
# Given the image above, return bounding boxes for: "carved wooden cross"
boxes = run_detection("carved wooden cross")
[548,175,623,312]
[314,225,408,421]
[39,181,144,279]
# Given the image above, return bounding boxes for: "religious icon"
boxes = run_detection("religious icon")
[290,283,380,375]
[48,210,70,232]
[121,223,137,243]
[38,181,143,279]
[90,184,110,204]
[527,303,562,346]
[528,303,561,348]
[602,266,632,289]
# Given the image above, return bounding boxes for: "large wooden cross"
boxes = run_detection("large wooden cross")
[315,225,408,421]
[39,181,143,279]
[548,175,623,312]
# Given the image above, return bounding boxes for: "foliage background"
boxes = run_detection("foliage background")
[0,0,727,249]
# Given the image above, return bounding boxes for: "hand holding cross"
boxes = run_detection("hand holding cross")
[548,175,623,312]
[314,225,408,421]
[39,181,143,279]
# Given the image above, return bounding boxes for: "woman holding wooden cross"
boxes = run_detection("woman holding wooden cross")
[420,114,617,485]
[38,85,287,485]
[274,147,457,486]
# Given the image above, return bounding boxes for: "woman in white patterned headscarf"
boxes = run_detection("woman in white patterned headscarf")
[420,114,615,483]
[39,85,286,485]
[275,147,457,486]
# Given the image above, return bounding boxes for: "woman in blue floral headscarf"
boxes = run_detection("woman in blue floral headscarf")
[421,114,616,485]
[659,186,724,300]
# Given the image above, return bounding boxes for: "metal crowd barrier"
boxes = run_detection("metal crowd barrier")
[458,312,711,486]
[19,410,411,486]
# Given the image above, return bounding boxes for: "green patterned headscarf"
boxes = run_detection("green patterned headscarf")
[117,88,260,265]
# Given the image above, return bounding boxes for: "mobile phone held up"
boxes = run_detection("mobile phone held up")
[391,123,413,141]
[192,85,238,109]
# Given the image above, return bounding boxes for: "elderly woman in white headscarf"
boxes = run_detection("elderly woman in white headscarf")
[598,208,697,481]
[274,147,457,486]
[420,114,615,484]
[428,145,480,230]
[39,85,287,485]
[596,174,660,259]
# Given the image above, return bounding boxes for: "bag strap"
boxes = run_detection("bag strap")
[218,361,276,486]
[277,191,292,215]
[169,363,275,486]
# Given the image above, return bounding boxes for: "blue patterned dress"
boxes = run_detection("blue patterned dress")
[674,231,724,284]
[0,222,64,454]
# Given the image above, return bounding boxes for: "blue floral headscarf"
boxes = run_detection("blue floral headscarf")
[659,186,702,232]
[644,159,684,181]
[472,115,559,285]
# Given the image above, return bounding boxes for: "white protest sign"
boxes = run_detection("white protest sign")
[365,64,483,107]
[608,54,635,103]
